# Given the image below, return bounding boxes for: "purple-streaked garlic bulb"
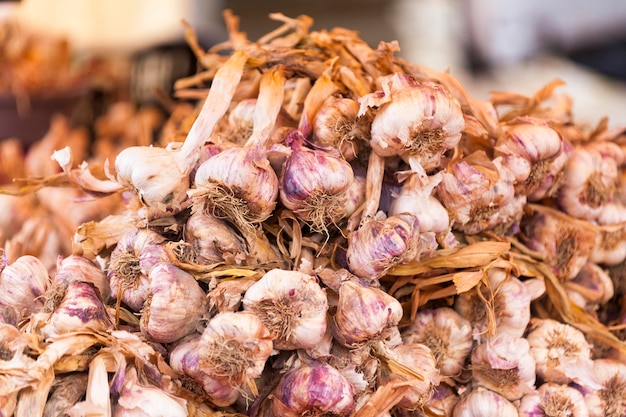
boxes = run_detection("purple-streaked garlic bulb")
[346,212,421,281]
[53,255,110,303]
[108,228,169,312]
[495,117,569,200]
[332,280,403,347]
[452,387,519,417]
[184,211,248,265]
[360,73,464,177]
[0,254,50,319]
[41,281,113,339]
[169,335,240,407]
[242,269,328,350]
[402,307,473,378]
[279,131,355,234]
[259,361,355,417]
[140,262,208,344]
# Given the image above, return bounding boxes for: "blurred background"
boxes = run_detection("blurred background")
[2,0,626,144]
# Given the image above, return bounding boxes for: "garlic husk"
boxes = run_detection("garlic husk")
[54,254,110,303]
[454,267,531,341]
[242,269,328,350]
[377,341,441,410]
[108,228,169,312]
[192,145,279,228]
[279,132,355,234]
[520,208,596,280]
[332,280,403,347]
[263,361,356,417]
[0,253,50,319]
[452,387,519,417]
[184,211,248,265]
[140,262,208,344]
[402,307,473,378]
[526,318,601,389]
[169,335,240,407]
[583,358,626,417]
[471,333,536,400]
[41,281,113,339]
[362,73,464,168]
[113,366,188,417]
[346,212,421,281]
[518,382,589,417]
[115,145,189,211]
[198,311,273,388]
[494,117,568,200]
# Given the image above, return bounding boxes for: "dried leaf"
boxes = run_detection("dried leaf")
[453,270,485,293]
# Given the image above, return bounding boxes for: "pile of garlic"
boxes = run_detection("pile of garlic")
[2,10,626,417]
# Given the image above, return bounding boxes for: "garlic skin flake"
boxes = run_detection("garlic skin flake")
[402,307,473,378]
[242,269,328,350]
[452,387,519,417]
[518,382,589,417]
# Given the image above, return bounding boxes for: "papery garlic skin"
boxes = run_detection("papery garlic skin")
[184,211,248,265]
[0,254,49,319]
[265,361,355,417]
[583,358,626,417]
[108,228,169,312]
[140,262,208,344]
[364,74,464,170]
[242,269,328,350]
[192,146,279,227]
[452,387,519,417]
[346,212,421,281]
[526,319,600,389]
[41,281,113,339]
[471,333,536,400]
[518,382,589,417]
[279,133,355,233]
[169,335,240,407]
[115,145,189,211]
[198,311,273,388]
[332,280,403,347]
[455,267,531,341]
[402,307,473,378]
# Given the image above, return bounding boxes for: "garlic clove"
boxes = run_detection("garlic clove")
[184,210,248,265]
[140,262,208,344]
[452,387,519,417]
[108,228,170,312]
[402,307,473,378]
[0,254,50,319]
[242,268,328,350]
[332,280,403,347]
[518,382,589,417]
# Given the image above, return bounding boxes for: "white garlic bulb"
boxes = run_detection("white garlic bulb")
[242,269,328,350]
[452,387,519,417]
[564,262,614,310]
[471,333,536,400]
[591,202,626,266]
[184,211,248,265]
[402,307,473,378]
[518,382,589,417]
[0,254,49,319]
[140,262,208,344]
[583,358,626,417]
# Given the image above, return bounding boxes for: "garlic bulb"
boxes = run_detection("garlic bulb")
[362,73,464,174]
[140,262,208,344]
[583,358,626,417]
[41,281,113,339]
[518,382,589,417]
[226,98,257,145]
[279,132,355,234]
[526,319,600,389]
[0,254,50,319]
[113,366,188,417]
[108,228,169,312]
[436,152,524,235]
[346,212,421,281]
[564,262,614,310]
[495,117,569,201]
[332,280,403,347]
[169,335,240,407]
[454,267,531,341]
[184,211,248,265]
[452,387,519,417]
[197,311,273,388]
[402,307,473,378]
[591,202,626,265]
[242,269,328,350]
[262,361,355,417]
[54,255,110,303]
[192,146,279,228]
[471,333,536,400]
